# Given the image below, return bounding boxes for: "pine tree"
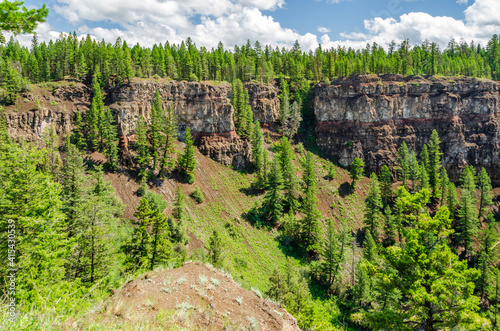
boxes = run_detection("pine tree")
[318,218,345,294]
[169,185,189,245]
[178,127,196,184]
[263,158,284,224]
[300,180,322,253]
[150,90,163,171]
[72,110,86,150]
[302,151,315,193]
[440,167,450,206]
[159,103,178,176]
[447,182,459,221]
[134,116,150,179]
[79,166,124,283]
[61,144,88,240]
[127,198,153,269]
[231,79,253,137]
[363,230,378,263]
[458,169,479,259]
[208,229,224,267]
[379,165,392,206]
[408,150,419,191]
[364,173,383,241]
[350,157,365,188]
[428,130,443,198]
[125,192,170,271]
[383,206,397,246]
[476,212,499,303]
[2,59,22,104]
[478,167,493,218]
[86,70,105,151]
[278,137,298,211]
[419,161,429,191]
[362,205,485,330]
[101,107,119,171]
[0,140,72,306]
[397,141,410,184]
[141,191,170,270]
[420,144,430,176]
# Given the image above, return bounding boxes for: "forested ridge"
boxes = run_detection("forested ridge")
[1,33,500,102]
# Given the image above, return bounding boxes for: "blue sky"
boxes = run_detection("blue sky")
[21,0,499,50]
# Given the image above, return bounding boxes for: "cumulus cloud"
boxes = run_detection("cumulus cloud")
[323,0,500,49]
[41,0,316,50]
[14,0,500,52]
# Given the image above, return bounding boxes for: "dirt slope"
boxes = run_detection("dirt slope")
[90,262,300,330]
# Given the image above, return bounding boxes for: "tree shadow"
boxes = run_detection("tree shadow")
[338,181,354,197]
[239,185,264,197]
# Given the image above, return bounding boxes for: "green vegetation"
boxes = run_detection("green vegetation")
[2,33,500,96]
[2,11,500,328]
[178,127,196,184]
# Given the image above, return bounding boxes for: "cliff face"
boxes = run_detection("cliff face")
[4,79,280,168]
[5,83,91,141]
[314,74,500,183]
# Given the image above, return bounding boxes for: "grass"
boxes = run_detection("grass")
[198,274,208,285]
[247,316,259,330]
[175,301,195,311]
[182,146,367,299]
[13,137,369,330]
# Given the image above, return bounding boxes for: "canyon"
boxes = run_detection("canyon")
[3,79,280,169]
[4,74,500,183]
[314,74,500,184]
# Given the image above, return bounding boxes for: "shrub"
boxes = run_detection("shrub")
[190,186,204,203]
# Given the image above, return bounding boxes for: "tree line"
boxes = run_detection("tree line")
[1,33,500,103]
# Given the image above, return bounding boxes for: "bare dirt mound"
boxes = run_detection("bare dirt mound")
[96,262,300,330]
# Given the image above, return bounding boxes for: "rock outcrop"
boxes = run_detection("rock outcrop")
[4,83,91,140]
[4,79,280,169]
[314,74,500,183]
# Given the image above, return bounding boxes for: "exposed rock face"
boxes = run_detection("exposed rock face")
[4,79,280,169]
[314,74,500,183]
[109,80,235,137]
[245,82,280,123]
[4,83,91,140]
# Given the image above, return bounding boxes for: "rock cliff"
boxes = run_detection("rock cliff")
[314,74,500,183]
[4,79,280,168]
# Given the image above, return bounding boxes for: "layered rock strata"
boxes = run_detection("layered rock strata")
[4,79,280,168]
[314,74,500,183]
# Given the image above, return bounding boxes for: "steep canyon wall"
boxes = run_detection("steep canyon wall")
[313,74,500,183]
[4,79,280,168]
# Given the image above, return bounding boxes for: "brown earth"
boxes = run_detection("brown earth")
[88,262,300,330]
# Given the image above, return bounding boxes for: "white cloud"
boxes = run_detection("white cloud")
[39,0,317,50]
[322,0,500,49]
[320,0,351,3]
[457,0,468,5]
[13,0,500,53]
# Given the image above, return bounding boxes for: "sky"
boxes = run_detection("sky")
[19,0,500,51]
